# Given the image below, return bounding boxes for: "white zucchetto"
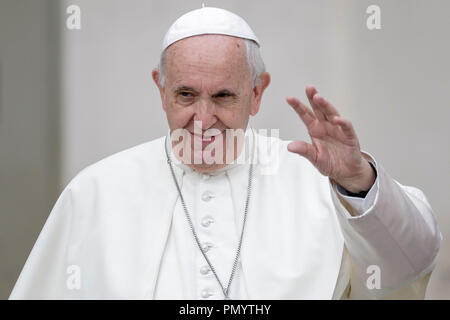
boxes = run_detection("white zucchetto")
[161,6,260,51]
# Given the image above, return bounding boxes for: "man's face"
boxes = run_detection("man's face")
[153,34,267,172]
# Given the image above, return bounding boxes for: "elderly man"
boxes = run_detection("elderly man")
[10,7,440,300]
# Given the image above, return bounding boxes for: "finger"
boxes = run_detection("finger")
[313,94,340,120]
[331,116,357,140]
[287,141,317,164]
[306,85,326,121]
[286,96,317,128]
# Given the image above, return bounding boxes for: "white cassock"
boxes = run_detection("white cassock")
[9,127,441,299]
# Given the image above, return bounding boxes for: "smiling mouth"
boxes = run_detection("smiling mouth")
[190,131,221,143]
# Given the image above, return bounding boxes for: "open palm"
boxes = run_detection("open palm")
[287,85,374,193]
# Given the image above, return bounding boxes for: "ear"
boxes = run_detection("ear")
[250,72,271,116]
[152,68,167,111]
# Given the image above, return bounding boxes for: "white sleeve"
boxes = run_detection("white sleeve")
[330,152,442,299]
[336,175,378,216]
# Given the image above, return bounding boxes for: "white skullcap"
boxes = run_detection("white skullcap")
[162,6,260,51]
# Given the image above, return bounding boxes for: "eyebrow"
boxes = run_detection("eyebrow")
[174,86,198,93]
[174,86,236,96]
[212,89,236,97]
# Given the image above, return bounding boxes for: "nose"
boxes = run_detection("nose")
[193,99,217,130]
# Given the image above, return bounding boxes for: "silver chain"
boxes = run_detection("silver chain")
[164,130,255,300]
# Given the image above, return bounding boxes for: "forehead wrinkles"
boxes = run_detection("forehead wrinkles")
[165,36,249,88]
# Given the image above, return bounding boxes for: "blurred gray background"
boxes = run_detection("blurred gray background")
[0,0,449,299]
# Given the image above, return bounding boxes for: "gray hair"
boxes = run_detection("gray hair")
[157,38,265,88]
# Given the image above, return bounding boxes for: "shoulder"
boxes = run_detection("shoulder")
[66,136,167,191]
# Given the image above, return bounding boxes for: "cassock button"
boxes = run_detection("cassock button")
[201,191,215,202]
[201,216,214,227]
[201,289,213,298]
[200,265,211,275]
[201,242,213,252]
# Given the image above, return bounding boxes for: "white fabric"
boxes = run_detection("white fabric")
[9,129,441,299]
[154,167,248,299]
[337,174,379,216]
[154,129,376,299]
[162,6,260,51]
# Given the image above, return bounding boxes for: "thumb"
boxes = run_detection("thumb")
[288,141,317,164]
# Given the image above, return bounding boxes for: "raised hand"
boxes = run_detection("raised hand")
[286,85,376,193]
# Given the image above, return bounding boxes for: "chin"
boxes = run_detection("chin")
[190,163,227,173]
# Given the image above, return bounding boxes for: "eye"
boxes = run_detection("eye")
[176,90,196,105]
[180,91,193,97]
[214,91,235,99]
